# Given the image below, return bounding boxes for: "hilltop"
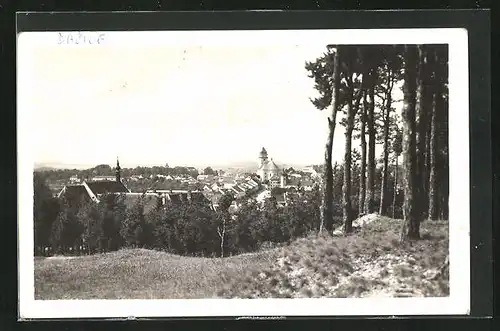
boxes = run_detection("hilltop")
[218,216,449,298]
[35,248,279,300]
[35,215,448,300]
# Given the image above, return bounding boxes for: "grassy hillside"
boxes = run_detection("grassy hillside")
[35,215,448,300]
[35,248,279,300]
[218,216,449,298]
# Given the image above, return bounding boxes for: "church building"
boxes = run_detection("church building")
[57,158,214,211]
[57,158,130,203]
[257,147,282,184]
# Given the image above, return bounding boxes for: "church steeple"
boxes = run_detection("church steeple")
[115,157,121,183]
[259,147,268,168]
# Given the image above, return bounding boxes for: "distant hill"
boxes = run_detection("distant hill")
[34,166,56,172]
[34,163,94,171]
[211,161,259,173]
[209,161,312,174]
[33,161,317,173]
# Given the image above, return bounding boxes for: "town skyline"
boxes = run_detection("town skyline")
[33,156,314,172]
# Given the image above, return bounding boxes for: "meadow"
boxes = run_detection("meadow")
[35,215,449,300]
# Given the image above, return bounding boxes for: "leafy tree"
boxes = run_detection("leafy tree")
[92,164,113,176]
[305,45,340,234]
[233,198,261,252]
[203,167,217,176]
[283,188,321,239]
[50,196,84,253]
[271,187,286,196]
[216,192,234,257]
[34,172,60,253]
[77,200,103,254]
[121,197,146,247]
[99,193,126,251]
[146,201,164,247]
[152,201,176,252]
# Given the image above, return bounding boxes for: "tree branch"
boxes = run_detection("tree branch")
[375,92,386,101]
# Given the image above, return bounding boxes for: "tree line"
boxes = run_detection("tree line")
[38,164,201,182]
[34,172,321,257]
[305,44,449,241]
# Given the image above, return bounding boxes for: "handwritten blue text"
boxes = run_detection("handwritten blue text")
[57,32,105,45]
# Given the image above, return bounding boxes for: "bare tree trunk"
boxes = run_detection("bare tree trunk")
[359,93,367,216]
[320,118,334,233]
[343,86,357,234]
[217,217,226,258]
[428,48,442,221]
[319,176,325,231]
[332,162,340,201]
[379,70,394,215]
[424,115,432,202]
[392,156,399,218]
[434,49,449,221]
[343,126,354,233]
[365,76,376,214]
[428,90,439,220]
[400,45,420,241]
[438,94,449,221]
[414,45,425,223]
[415,45,432,222]
[320,48,340,233]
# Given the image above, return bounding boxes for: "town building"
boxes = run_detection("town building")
[302,165,319,178]
[58,159,213,211]
[280,169,316,191]
[257,147,282,182]
[91,176,117,182]
[145,189,211,206]
[69,175,81,184]
[58,158,130,203]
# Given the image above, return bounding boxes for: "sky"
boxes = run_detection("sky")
[20,32,402,169]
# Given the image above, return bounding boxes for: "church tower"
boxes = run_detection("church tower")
[259,147,268,169]
[115,157,121,183]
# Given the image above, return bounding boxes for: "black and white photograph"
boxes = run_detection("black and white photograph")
[17,28,470,318]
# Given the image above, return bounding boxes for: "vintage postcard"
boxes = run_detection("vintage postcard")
[17,28,470,319]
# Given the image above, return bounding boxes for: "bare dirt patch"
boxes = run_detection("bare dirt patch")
[218,216,449,298]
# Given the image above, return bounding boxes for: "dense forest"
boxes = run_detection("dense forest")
[33,43,449,257]
[305,44,448,240]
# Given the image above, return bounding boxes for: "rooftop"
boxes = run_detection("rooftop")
[86,180,129,195]
[260,158,280,171]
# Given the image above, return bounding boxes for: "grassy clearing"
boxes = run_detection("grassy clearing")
[35,215,448,300]
[35,248,279,299]
[217,216,449,298]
